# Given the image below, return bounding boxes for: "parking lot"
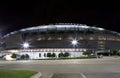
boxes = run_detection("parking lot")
[0,57,120,78]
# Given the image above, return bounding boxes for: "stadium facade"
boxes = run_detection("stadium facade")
[0,23,120,59]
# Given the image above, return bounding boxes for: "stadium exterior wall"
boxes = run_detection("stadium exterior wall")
[0,24,120,59]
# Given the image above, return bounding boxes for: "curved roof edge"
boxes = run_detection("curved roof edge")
[20,24,105,32]
[1,23,120,38]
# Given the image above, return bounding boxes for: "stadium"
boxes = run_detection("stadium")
[0,23,120,60]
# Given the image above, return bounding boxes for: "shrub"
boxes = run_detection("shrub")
[47,53,56,58]
[83,51,92,56]
[59,52,70,58]
[58,52,64,57]
[110,50,118,56]
[11,53,17,58]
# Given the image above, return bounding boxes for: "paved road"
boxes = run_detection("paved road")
[0,57,120,78]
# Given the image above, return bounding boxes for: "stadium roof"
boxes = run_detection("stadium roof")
[2,23,120,38]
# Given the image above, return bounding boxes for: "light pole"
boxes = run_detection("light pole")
[71,39,79,57]
[22,42,31,59]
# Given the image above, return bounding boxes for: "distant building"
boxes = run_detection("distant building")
[0,23,120,59]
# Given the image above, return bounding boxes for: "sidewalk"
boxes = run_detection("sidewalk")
[102,56,120,59]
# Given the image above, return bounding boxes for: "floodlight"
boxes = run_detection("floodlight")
[23,42,29,48]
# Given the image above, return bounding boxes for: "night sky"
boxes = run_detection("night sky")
[0,1,120,36]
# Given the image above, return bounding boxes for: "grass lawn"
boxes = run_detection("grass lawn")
[0,69,37,78]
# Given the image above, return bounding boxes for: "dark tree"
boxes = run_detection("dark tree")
[21,55,25,59]
[64,52,70,57]
[52,53,56,57]
[47,53,51,57]
[25,54,29,59]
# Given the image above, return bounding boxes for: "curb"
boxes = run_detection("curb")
[30,72,42,78]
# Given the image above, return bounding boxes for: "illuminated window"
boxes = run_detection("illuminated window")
[47,49,49,52]
[28,38,32,41]
[61,49,64,51]
[98,36,106,40]
[57,49,60,51]
[54,49,57,51]
[37,38,42,41]
[98,41,104,44]
[69,49,72,51]
[89,37,94,40]
[67,36,73,40]
[116,38,120,41]
[31,49,33,52]
[57,37,62,40]
[48,37,52,40]
[79,37,83,40]
[72,49,75,51]
[44,49,46,52]
[36,49,39,52]
[98,45,104,47]
[37,36,45,40]
[107,36,115,41]
[76,49,79,51]
[83,49,86,51]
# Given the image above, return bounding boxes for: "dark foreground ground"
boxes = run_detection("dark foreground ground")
[0,57,120,78]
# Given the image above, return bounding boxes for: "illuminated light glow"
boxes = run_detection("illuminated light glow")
[72,40,78,45]
[23,42,29,48]
[71,39,79,47]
